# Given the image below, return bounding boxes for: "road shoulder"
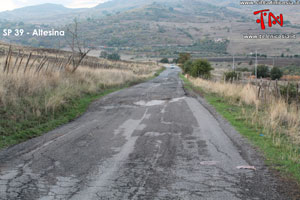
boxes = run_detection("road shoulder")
[181,76,300,199]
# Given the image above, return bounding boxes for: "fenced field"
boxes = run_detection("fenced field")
[0,43,160,148]
[189,77,300,145]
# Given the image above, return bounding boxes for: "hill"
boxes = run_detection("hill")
[0,3,86,25]
[0,0,240,25]
[0,0,300,59]
[0,1,244,57]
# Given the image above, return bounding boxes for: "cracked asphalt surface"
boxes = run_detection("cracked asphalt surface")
[0,66,293,199]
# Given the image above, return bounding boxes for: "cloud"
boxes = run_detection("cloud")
[0,0,109,12]
[0,0,16,12]
[66,0,108,8]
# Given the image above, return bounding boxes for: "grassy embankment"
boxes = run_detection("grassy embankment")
[180,74,300,185]
[0,45,163,149]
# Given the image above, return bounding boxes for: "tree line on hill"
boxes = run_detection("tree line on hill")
[224,65,283,81]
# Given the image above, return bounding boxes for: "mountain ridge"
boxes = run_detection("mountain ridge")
[0,0,240,24]
[0,3,87,25]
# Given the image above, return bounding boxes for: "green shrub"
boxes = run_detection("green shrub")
[252,65,270,78]
[178,53,191,65]
[160,58,169,63]
[280,83,299,102]
[100,51,108,58]
[270,67,283,80]
[100,52,120,60]
[183,60,193,74]
[249,59,253,65]
[107,53,120,61]
[190,59,213,79]
[224,71,239,81]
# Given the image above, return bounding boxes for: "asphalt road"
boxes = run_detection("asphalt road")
[0,66,291,199]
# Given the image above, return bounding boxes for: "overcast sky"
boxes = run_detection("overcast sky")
[0,0,109,12]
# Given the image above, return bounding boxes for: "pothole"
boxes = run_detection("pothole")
[134,100,166,106]
[134,97,186,107]
[200,161,219,166]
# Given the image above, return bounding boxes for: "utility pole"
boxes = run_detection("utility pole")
[232,54,235,71]
[255,49,258,79]
[229,20,235,72]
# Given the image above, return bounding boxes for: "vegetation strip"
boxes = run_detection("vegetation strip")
[180,73,300,185]
[0,67,165,150]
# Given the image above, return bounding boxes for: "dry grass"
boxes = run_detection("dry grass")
[191,78,260,107]
[0,67,146,115]
[0,45,160,139]
[189,77,300,144]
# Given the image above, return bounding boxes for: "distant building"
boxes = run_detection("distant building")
[214,38,224,43]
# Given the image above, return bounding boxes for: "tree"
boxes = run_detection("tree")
[249,59,253,65]
[183,60,193,74]
[160,58,169,63]
[224,71,239,82]
[100,51,108,59]
[253,65,270,78]
[178,53,191,65]
[107,53,120,61]
[190,59,213,79]
[270,67,283,80]
[100,52,120,61]
[66,18,90,73]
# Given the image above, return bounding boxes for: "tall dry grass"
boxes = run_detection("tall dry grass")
[0,46,160,137]
[189,77,300,144]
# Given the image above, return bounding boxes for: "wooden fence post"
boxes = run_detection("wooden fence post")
[266,80,271,103]
[5,49,13,74]
[287,81,290,103]
[275,79,278,98]
[296,82,299,103]
[12,50,20,74]
[275,79,281,99]
[16,53,25,73]
[23,53,32,74]
[29,56,39,71]
[257,79,262,99]
[3,46,12,73]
